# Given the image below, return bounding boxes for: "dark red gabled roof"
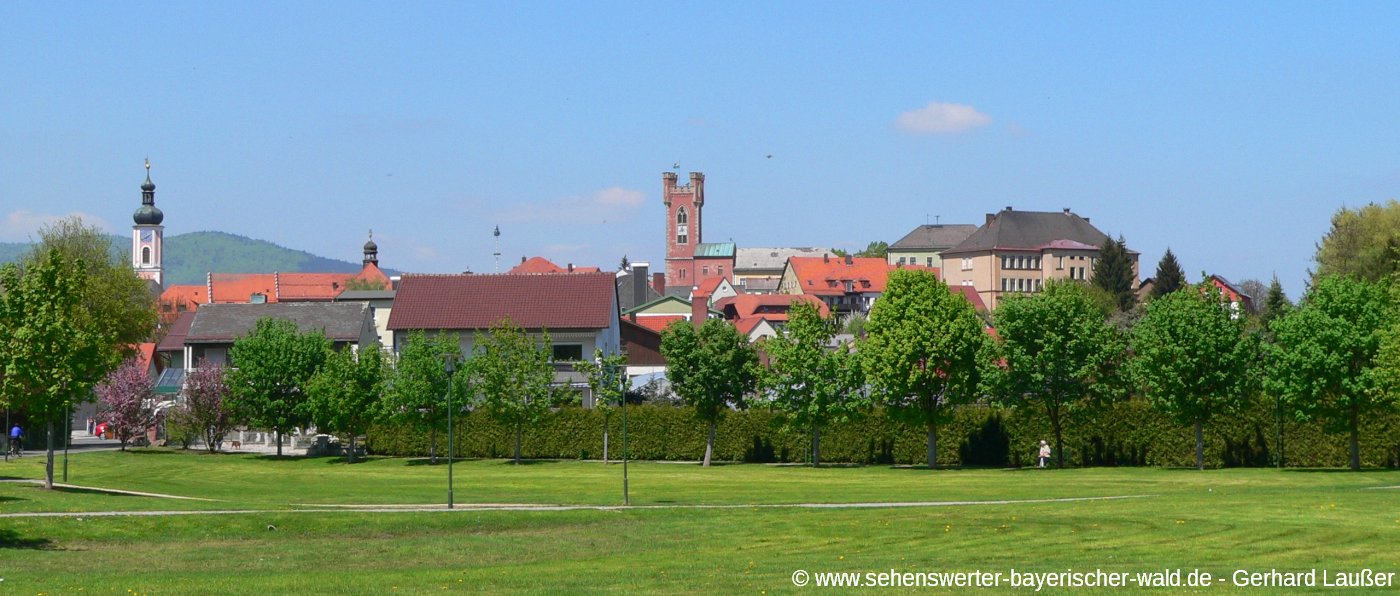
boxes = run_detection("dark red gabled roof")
[387,273,617,331]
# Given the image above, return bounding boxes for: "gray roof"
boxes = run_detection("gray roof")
[186,302,370,344]
[889,224,979,251]
[943,208,1111,255]
[734,247,828,273]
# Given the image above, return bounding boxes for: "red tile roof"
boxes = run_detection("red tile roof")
[631,314,686,333]
[508,256,601,274]
[388,273,617,331]
[158,311,197,352]
[714,294,830,322]
[950,285,989,312]
[133,342,157,374]
[787,257,937,296]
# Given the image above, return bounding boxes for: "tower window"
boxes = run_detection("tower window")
[142,247,151,265]
[676,207,688,225]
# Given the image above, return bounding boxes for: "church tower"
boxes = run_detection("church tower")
[132,159,165,287]
[663,171,704,289]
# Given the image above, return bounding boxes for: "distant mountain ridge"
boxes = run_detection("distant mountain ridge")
[0,231,398,286]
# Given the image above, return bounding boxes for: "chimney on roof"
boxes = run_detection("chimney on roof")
[206,272,213,304]
[844,255,853,265]
[1063,208,1071,215]
[274,272,280,300]
[652,272,666,296]
[633,262,650,308]
[823,253,830,263]
[521,256,527,264]
[986,213,996,225]
[567,263,574,272]
[1005,206,1013,211]
[691,294,709,329]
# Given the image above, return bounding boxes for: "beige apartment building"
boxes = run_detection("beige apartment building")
[941,207,1138,310]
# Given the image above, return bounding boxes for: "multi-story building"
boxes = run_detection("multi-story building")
[661,171,734,295]
[886,224,978,271]
[941,207,1139,310]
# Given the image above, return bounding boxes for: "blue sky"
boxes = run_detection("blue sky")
[4,2,1399,298]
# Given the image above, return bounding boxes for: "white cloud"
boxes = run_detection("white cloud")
[496,187,647,224]
[895,102,992,135]
[1,210,112,242]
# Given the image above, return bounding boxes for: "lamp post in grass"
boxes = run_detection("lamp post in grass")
[444,356,455,510]
[597,355,629,506]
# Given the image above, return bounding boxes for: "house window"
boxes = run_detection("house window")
[962,279,974,286]
[962,258,972,271]
[717,266,724,277]
[703,266,710,276]
[926,257,933,267]
[679,268,686,280]
[1057,256,1064,269]
[552,344,584,362]
[898,257,906,265]
[142,247,151,265]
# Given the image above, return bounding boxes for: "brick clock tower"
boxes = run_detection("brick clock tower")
[131,160,165,287]
[663,171,704,289]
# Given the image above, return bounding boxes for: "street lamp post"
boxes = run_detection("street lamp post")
[620,362,629,507]
[445,356,455,509]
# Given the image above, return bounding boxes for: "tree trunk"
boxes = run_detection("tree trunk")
[703,420,716,467]
[926,421,939,470]
[812,426,822,468]
[44,415,55,489]
[275,429,283,457]
[1050,406,1064,468]
[514,423,522,465]
[602,412,610,465]
[1195,419,1205,471]
[429,427,438,464]
[347,435,356,464]
[1349,403,1360,471]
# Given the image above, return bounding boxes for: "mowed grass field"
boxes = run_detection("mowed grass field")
[2,450,1399,594]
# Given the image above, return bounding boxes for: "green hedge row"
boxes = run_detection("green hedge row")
[365,400,1400,468]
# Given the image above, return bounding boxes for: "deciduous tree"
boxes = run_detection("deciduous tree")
[1132,282,1258,469]
[992,281,1125,467]
[661,318,761,467]
[226,318,330,457]
[574,349,627,463]
[473,320,561,464]
[306,344,390,462]
[94,359,159,450]
[1313,200,1400,282]
[1268,275,1393,470]
[380,330,463,464]
[764,301,866,467]
[862,269,988,469]
[183,361,234,453]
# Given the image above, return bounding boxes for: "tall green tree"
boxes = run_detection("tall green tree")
[992,281,1125,468]
[1260,276,1292,328]
[32,217,157,350]
[1092,234,1137,312]
[1268,275,1393,470]
[1150,248,1186,299]
[764,301,866,467]
[661,318,761,467]
[380,330,463,464]
[862,269,988,469]
[226,318,330,457]
[0,251,105,488]
[306,343,391,463]
[473,320,561,464]
[1132,282,1258,469]
[574,349,627,463]
[1313,200,1400,282]
[855,241,889,259]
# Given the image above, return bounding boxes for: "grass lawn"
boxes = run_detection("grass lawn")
[2,449,1398,593]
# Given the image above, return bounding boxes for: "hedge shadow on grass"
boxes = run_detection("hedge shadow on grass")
[0,528,55,550]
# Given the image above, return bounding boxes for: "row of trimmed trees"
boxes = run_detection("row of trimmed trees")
[660,268,1400,470]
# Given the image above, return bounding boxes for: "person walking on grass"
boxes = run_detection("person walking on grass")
[8,424,23,457]
[1038,440,1051,468]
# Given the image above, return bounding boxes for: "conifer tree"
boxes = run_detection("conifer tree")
[1150,248,1186,298]
[1092,235,1137,312]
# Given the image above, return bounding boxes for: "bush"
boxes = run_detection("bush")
[364,398,1400,468]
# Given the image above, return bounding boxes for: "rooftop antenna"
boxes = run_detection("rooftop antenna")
[493,225,501,273]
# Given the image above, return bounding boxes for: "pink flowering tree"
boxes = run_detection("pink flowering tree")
[184,361,234,453]
[94,359,159,450]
